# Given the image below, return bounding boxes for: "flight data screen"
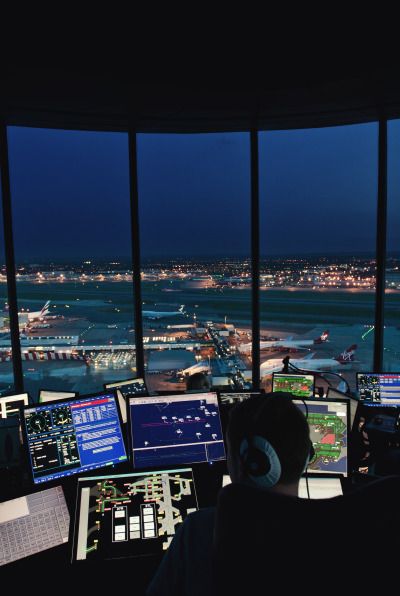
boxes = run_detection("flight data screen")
[357,373,400,404]
[105,378,148,398]
[73,468,198,561]
[293,399,348,476]
[129,392,226,468]
[23,393,127,484]
[272,373,315,398]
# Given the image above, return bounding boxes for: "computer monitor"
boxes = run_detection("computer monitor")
[104,378,148,424]
[219,392,261,406]
[39,389,77,403]
[357,373,400,404]
[104,377,148,397]
[222,473,343,499]
[327,387,356,426]
[293,398,349,476]
[128,392,226,469]
[222,474,231,487]
[0,393,29,418]
[272,373,315,398]
[351,401,400,474]
[21,391,128,484]
[72,468,198,562]
[298,477,343,499]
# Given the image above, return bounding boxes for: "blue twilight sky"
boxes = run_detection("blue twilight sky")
[2,122,399,261]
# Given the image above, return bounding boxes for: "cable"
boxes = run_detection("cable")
[305,472,311,499]
[303,399,311,500]
[297,397,311,499]
[300,398,311,499]
[284,359,351,394]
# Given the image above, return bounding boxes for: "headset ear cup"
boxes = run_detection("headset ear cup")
[240,436,281,488]
[247,446,270,476]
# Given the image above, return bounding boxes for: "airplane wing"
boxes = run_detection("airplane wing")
[260,360,284,375]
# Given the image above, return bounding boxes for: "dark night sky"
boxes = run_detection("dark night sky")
[3,122,399,261]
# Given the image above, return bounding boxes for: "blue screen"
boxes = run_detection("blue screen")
[23,393,127,484]
[129,392,226,468]
[357,373,400,404]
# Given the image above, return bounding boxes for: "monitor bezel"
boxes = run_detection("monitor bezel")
[127,390,226,470]
[38,388,78,403]
[272,371,316,398]
[20,389,128,487]
[291,395,351,478]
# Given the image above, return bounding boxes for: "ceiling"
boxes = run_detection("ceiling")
[2,65,400,132]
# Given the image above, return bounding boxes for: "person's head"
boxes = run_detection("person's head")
[225,393,311,494]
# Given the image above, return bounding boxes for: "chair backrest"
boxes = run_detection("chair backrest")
[212,477,400,592]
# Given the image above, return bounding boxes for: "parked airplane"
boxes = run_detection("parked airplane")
[260,344,357,376]
[273,330,329,350]
[179,361,211,376]
[142,305,185,319]
[19,300,51,322]
[239,330,329,354]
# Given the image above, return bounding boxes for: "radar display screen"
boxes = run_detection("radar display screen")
[72,468,198,562]
[357,373,400,404]
[272,373,315,398]
[129,392,226,469]
[22,393,127,484]
[293,398,349,476]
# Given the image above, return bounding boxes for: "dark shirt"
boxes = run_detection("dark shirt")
[146,507,215,596]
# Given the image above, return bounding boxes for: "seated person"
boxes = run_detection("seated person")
[147,394,400,595]
[146,393,311,595]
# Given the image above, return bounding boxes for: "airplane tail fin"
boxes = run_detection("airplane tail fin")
[335,344,357,363]
[314,330,329,344]
[40,300,51,315]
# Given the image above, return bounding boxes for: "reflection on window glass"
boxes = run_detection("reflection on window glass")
[385,120,400,370]
[259,124,378,393]
[0,178,14,396]
[137,133,252,393]
[7,127,135,401]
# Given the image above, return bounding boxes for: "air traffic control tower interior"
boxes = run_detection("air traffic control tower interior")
[1,66,400,591]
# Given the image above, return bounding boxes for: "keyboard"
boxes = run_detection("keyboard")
[0,486,70,566]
